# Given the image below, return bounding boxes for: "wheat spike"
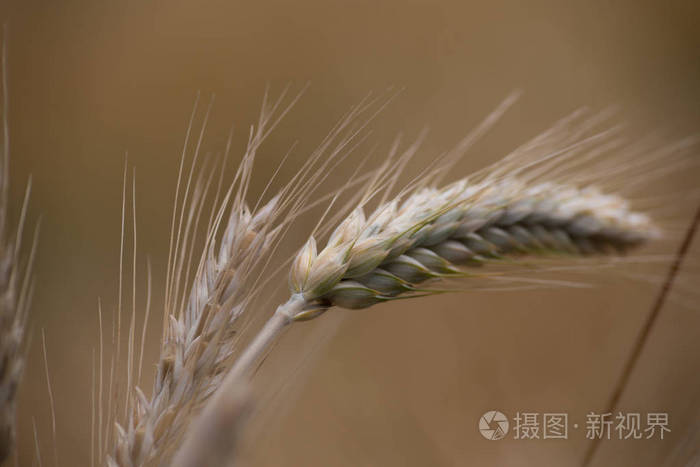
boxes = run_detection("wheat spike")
[109,202,280,466]
[108,149,283,466]
[178,177,658,466]
[292,177,658,312]
[108,88,386,466]
[0,186,19,466]
[0,35,36,465]
[174,108,677,467]
[0,194,24,466]
[176,175,662,464]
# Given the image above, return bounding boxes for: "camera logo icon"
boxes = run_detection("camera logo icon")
[479,410,509,440]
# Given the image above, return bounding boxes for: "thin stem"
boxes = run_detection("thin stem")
[171,295,306,467]
[581,203,700,467]
[227,296,301,382]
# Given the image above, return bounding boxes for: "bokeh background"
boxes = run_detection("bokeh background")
[1,0,699,465]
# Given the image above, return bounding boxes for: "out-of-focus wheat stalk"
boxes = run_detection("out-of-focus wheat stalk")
[0,36,36,466]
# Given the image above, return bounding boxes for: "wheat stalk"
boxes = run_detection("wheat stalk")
[0,36,36,465]
[0,155,23,467]
[174,147,666,467]
[0,194,34,467]
[168,98,689,467]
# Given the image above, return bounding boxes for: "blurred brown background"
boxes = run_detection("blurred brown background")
[1,0,699,465]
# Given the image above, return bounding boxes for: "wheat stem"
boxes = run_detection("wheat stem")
[226,296,302,382]
[171,296,304,467]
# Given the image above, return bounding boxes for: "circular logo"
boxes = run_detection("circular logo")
[479,410,509,440]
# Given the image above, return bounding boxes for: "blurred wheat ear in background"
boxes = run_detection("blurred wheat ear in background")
[0,36,36,466]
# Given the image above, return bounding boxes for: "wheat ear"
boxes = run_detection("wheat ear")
[0,184,33,466]
[0,36,36,465]
[179,180,658,463]
[171,102,678,466]
[175,168,660,467]
[292,177,658,311]
[201,176,660,390]
[108,138,284,466]
[109,88,389,466]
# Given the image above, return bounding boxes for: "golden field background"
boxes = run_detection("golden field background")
[1,0,699,465]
